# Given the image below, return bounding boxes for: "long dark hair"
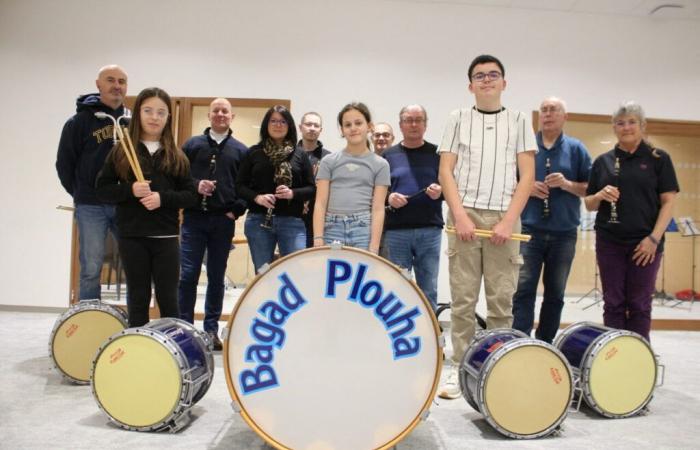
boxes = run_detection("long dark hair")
[112,87,189,179]
[259,105,297,145]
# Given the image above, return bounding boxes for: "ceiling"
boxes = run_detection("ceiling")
[408,0,700,20]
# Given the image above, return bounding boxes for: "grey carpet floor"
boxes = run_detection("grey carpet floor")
[1,310,699,449]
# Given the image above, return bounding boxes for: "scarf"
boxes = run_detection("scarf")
[263,139,294,187]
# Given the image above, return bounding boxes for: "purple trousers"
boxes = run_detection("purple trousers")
[595,236,662,341]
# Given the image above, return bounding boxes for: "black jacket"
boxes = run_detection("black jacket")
[236,144,315,217]
[56,93,128,204]
[95,143,197,237]
[183,128,249,217]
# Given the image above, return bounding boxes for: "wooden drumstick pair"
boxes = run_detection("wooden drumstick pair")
[445,225,531,242]
[115,126,145,182]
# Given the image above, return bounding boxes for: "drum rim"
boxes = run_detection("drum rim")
[579,329,657,418]
[145,317,216,404]
[552,321,596,350]
[90,327,195,431]
[48,301,128,384]
[222,245,443,450]
[459,328,528,412]
[475,338,573,439]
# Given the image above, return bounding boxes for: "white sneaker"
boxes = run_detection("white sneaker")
[437,365,462,399]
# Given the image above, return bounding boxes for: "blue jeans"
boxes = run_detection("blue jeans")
[324,212,371,250]
[75,203,118,300]
[244,213,306,273]
[511,227,577,343]
[178,212,235,333]
[384,227,442,311]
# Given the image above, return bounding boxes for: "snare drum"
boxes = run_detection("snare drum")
[49,301,128,384]
[459,329,573,439]
[91,318,214,432]
[224,246,442,450]
[554,322,657,418]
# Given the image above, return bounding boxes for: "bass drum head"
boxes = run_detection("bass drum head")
[50,305,127,383]
[224,247,442,450]
[92,333,183,429]
[482,342,572,438]
[587,333,656,417]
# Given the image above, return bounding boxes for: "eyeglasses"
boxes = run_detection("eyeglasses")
[141,107,168,119]
[400,117,426,125]
[471,71,502,82]
[374,132,392,139]
[269,119,288,127]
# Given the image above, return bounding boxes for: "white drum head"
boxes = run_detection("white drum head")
[224,247,442,450]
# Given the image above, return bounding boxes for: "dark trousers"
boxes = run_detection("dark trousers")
[596,236,662,341]
[512,227,577,343]
[178,212,235,333]
[119,236,180,327]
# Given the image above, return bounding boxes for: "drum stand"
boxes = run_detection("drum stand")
[575,262,603,310]
[668,233,698,309]
[653,255,674,304]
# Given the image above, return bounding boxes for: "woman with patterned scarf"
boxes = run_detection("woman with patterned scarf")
[236,105,316,272]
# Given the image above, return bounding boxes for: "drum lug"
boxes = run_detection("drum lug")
[329,241,342,250]
[258,263,271,274]
[231,400,242,413]
[419,409,430,421]
[571,381,584,412]
[437,334,445,348]
[167,410,191,433]
[222,326,230,340]
[656,362,666,387]
[399,268,412,281]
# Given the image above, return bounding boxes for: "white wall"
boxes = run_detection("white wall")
[1,0,698,307]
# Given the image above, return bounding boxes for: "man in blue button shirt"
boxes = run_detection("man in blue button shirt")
[512,97,592,343]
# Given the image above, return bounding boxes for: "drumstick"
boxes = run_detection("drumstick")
[113,126,135,173]
[445,226,531,242]
[121,126,145,182]
[113,126,143,182]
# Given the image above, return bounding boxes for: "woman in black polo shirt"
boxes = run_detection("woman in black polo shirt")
[584,101,679,341]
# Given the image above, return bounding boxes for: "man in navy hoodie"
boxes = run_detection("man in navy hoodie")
[56,65,128,301]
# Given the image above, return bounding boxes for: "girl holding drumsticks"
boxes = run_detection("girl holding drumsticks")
[96,87,197,327]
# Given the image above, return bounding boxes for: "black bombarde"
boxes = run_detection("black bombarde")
[542,157,551,219]
[201,152,217,212]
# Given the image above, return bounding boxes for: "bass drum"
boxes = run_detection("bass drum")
[91,318,214,432]
[459,329,573,439]
[554,322,657,418]
[49,300,128,384]
[223,246,442,450]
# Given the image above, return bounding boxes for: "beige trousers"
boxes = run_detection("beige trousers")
[446,207,522,365]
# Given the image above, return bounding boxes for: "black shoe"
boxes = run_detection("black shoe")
[208,332,223,351]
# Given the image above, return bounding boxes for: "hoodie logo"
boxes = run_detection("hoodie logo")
[93,125,114,144]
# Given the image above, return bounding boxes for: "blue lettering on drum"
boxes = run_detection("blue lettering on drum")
[326,259,422,360]
[239,272,307,395]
